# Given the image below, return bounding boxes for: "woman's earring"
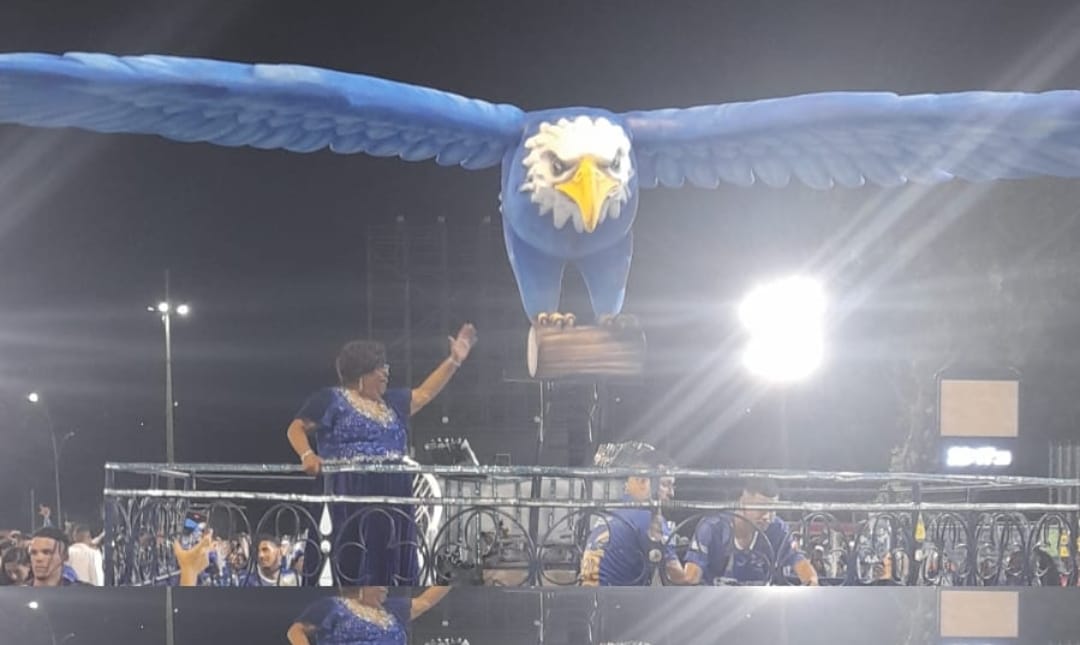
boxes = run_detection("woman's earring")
[357,377,364,391]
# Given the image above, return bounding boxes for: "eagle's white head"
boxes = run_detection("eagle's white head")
[520,116,633,234]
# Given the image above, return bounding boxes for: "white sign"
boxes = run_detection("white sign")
[945,446,1013,468]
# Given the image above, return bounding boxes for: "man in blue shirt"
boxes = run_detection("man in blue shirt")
[684,478,818,585]
[579,443,690,586]
[241,534,300,587]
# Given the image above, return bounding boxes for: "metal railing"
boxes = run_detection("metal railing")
[103,462,1080,587]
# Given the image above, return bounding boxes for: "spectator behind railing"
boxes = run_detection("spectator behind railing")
[174,529,214,587]
[170,529,304,587]
[240,534,300,587]
[683,478,818,586]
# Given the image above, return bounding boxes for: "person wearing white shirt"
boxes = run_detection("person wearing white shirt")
[67,525,104,586]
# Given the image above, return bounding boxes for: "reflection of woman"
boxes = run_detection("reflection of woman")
[286,325,476,585]
[287,586,449,645]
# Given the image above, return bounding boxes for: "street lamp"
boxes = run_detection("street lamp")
[25,392,76,526]
[149,298,190,464]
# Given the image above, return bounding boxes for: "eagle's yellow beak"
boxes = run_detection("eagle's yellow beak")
[555,156,619,233]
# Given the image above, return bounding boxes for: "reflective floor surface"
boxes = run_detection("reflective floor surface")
[2,586,1078,644]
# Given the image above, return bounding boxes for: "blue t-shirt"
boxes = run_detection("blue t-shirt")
[685,514,804,585]
[580,502,677,586]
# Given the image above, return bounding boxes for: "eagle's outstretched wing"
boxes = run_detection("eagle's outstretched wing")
[624,91,1080,189]
[0,52,525,169]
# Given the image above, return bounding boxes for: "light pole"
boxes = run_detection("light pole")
[149,270,190,465]
[26,392,76,526]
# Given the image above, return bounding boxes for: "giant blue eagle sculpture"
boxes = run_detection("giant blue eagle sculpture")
[2,53,1080,328]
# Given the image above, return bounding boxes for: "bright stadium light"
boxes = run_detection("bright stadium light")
[739,276,826,383]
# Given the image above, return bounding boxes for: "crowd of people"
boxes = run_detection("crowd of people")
[0,507,105,587]
[1,510,305,588]
[172,531,303,587]
[168,528,451,642]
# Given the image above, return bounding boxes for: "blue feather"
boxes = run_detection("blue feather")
[625,91,1080,189]
[0,52,524,170]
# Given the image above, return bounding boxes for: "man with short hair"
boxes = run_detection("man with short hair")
[242,534,300,587]
[684,478,818,586]
[67,525,104,586]
[27,527,86,587]
[579,443,690,586]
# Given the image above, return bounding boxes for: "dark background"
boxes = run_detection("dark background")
[2,0,1080,528]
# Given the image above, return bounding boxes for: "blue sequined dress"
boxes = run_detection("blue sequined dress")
[297,387,418,586]
[295,596,410,645]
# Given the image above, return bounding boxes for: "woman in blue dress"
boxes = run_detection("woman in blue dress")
[286,325,476,585]
[287,586,450,645]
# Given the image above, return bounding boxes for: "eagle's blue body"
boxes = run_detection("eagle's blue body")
[501,108,640,319]
[2,53,1079,320]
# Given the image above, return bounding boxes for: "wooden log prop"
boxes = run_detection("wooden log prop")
[527,324,647,380]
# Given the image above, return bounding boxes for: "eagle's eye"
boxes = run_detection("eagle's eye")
[550,155,567,175]
[609,153,622,173]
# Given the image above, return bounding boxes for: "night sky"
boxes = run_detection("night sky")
[3,0,1080,528]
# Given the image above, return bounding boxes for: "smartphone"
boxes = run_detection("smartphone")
[180,511,207,549]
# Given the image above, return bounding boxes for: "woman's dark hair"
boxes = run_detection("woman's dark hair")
[335,340,387,386]
[1,545,30,585]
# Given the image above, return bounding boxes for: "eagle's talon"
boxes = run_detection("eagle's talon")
[535,312,577,328]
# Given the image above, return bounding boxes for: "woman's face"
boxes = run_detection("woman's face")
[4,561,29,584]
[362,364,390,395]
